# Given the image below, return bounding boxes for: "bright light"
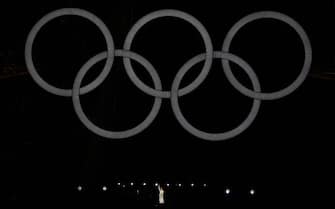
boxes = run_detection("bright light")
[203,183,207,187]
[178,183,182,187]
[250,189,255,195]
[122,184,126,188]
[130,182,134,186]
[166,183,170,187]
[117,182,121,186]
[77,186,83,191]
[143,182,147,186]
[102,186,107,191]
[155,183,159,187]
[191,183,194,187]
[225,188,230,194]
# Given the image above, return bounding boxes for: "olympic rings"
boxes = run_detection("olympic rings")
[72,50,162,139]
[171,51,261,141]
[222,11,312,100]
[25,8,312,141]
[123,9,213,98]
[25,8,115,97]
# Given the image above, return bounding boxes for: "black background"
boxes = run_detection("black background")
[0,0,334,207]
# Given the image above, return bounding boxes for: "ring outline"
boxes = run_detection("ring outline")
[123,9,213,98]
[72,50,162,139]
[171,51,261,141]
[25,8,115,97]
[222,11,312,100]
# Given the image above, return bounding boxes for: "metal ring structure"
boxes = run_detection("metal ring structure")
[222,11,312,100]
[25,8,312,141]
[72,50,162,139]
[123,9,213,98]
[171,51,261,141]
[25,8,115,97]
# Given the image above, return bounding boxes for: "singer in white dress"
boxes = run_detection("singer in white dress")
[157,184,165,204]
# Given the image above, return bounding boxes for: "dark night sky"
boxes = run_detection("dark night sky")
[0,0,334,205]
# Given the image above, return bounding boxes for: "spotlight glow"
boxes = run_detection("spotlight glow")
[77,186,83,191]
[102,186,107,191]
[250,189,255,195]
[225,188,230,194]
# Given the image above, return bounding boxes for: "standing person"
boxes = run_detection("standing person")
[157,184,165,206]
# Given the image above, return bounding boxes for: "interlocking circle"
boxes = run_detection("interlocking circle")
[72,50,162,139]
[25,8,115,97]
[222,11,312,100]
[25,8,312,141]
[171,51,261,141]
[123,9,213,98]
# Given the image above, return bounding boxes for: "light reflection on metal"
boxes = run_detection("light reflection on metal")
[25,9,312,141]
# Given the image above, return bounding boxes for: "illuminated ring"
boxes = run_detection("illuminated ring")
[171,51,261,141]
[72,50,162,139]
[25,8,115,97]
[123,9,213,98]
[222,11,312,100]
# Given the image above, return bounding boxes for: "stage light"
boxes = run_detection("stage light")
[225,188,230,194]
[77,185,83,191]
[102,186,107,191]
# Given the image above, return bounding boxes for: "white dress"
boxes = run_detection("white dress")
[158,186,165,204]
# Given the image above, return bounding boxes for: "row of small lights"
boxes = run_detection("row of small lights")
[77,185,255,195]
[77,182,207,190]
